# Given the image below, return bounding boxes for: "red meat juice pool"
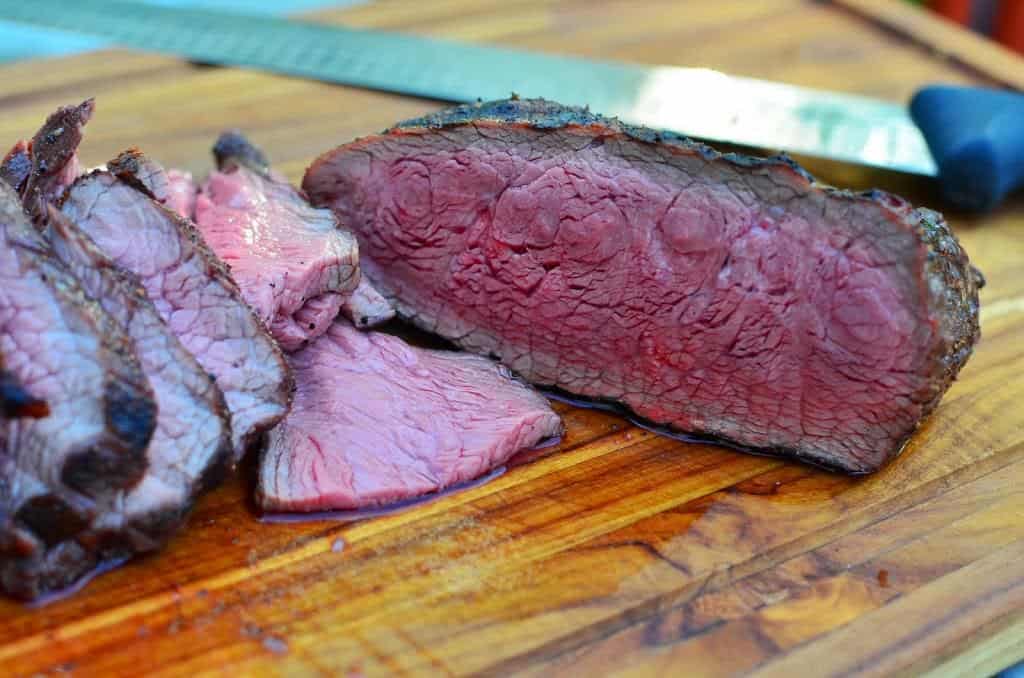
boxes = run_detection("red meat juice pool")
[544,389,863,474]
[26,557,129,608]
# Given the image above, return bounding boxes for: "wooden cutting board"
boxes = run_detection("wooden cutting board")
[1,1,1023,675]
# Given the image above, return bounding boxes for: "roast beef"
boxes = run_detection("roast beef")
[258,320,562,511]
[193,131,359,350]
[61,159,291,461]
[105,149,197,220]
[303,98,983,474]
[0,184,157,599]
[1,207,235,600]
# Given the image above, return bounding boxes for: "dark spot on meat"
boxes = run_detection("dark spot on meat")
[14,495,90,547]
[877,569,889,587]
[104,378,158,452]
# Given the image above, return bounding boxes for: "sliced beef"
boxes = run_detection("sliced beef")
[193,131,359,350]
[105,149,196,220]
[342,278,396,329]
[18,100,92,221]
[12,207,232,598]
[270,283,396,349]
[270,292,344,351]
[61,162,291,461]
[257,320,562,511]
[0,184,157,600]
[303,98,983,474]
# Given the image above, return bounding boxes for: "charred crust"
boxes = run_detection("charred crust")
[20,99,94,220]
[59,378,155,496]
[14,495,92,548]
[212,130,271,176]
[913,209,982,417]
[103,377,159,454]
[0,140,32,194]
[106,148,159,200]
[0,370,48,418]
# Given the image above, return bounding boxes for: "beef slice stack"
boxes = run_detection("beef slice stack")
[65,150,293,460]
[304,97,984,474]
[0,182,159,599]
[193,131,374,351]
[188,133,561,511]
[0,102,289,600]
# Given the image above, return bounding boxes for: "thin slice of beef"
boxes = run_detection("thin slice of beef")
[13,207,232,598]
[19,100,92,221]
[61,162,291,461]
[270,292,344,351]
[270,283,396,349]
[105,149,196,220]
[0,184,157,600]
[303,98,983,474]
[193,131,359,350]
[257,320,562,511]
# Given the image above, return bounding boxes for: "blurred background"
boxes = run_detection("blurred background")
[0,0,1020,64]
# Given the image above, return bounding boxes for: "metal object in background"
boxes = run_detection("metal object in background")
[0,0,938,178]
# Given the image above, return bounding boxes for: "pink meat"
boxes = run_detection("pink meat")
[194,164,358,348]
[257,321,563,511]
[270,293,344,352]
[164,169,198,219]
[341,277,396,329]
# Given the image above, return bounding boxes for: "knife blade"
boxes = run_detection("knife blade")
[0,0,939,177]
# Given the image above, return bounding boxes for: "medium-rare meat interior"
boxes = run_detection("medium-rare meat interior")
[258,320,563,512]
[0,183,158,600]
[62,160,292,461]
[303,97,983,474]
[194,131,360,350]
[40,207,232,593]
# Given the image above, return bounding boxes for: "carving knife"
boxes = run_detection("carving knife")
[1,0,1021,209]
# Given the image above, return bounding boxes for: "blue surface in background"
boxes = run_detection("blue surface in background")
[0,3,1022,676]
[0,0,358,63]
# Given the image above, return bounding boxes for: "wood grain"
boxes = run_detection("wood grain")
[0,1,1023,676]
[836,0,1024,90]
